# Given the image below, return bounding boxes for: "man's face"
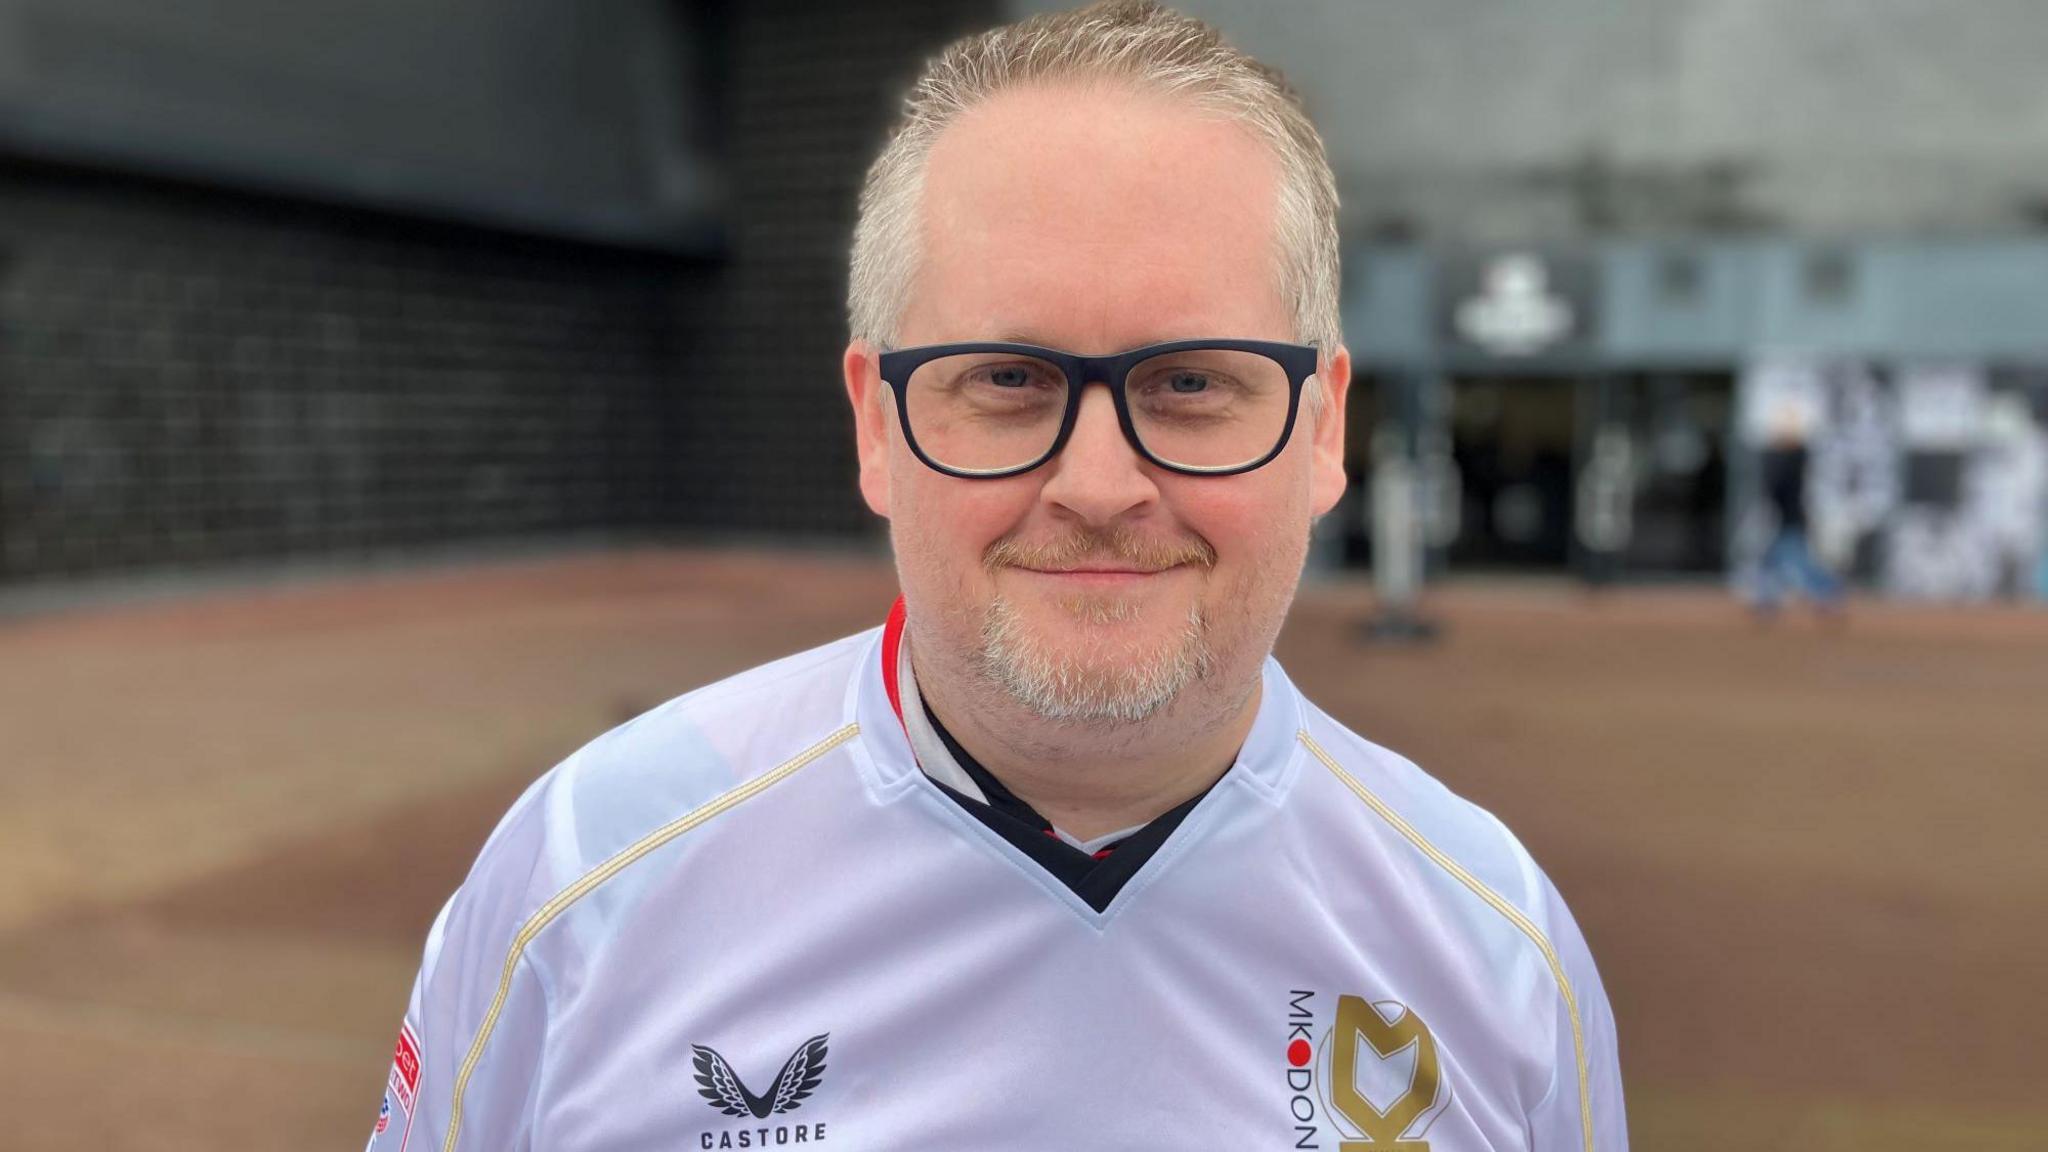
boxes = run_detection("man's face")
[846,83,1349,723]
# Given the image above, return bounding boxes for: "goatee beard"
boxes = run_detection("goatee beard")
[976,595,1215,724]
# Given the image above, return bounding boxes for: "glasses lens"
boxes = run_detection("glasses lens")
[904,353,1069,474]
[1125,348,1294,471]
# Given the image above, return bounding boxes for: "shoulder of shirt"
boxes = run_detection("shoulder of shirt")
[1287,691,1615,1152]
[1293,694,1562,926]
[450,627,875,925]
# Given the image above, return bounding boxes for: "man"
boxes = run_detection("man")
[369,4,1625,1150]
[1752,403,1843,618]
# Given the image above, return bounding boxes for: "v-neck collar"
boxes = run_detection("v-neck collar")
[852,597,1307,918]
[917,694,1216,912]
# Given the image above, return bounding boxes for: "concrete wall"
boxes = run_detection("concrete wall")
[0,0,718,247]
[1011,0,2048,240]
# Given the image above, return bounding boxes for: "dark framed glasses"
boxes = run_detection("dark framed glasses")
[874,339,1318,479]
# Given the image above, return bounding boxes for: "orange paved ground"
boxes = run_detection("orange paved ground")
[1,548,2044,1150]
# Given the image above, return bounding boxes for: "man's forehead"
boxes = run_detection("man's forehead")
[909,82,1288,344]
[922,84,1277,240]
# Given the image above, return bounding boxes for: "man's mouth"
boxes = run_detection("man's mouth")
[1023,564,1173,575]
[1012,564,1183,586]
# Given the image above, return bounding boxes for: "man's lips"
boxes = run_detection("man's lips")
[1011,564,1184,583]
[1022,566,1169,575]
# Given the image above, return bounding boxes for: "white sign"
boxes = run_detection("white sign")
[1453,253,1574,356]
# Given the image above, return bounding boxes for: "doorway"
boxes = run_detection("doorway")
[1445,374,1578,571]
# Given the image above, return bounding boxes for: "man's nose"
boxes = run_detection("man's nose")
[1037,383,1158,524]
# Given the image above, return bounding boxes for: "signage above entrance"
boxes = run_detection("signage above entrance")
[1440,250,1596,362]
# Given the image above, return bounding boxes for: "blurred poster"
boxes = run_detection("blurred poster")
[1884,508,2002,601]
[1735,358,1895,582]
[1735,358,2048,603]
[1808,362,1898,571]
[1993,367,2048,602]
[1965,392,2048,596]
[1882,367,2047,601]
[1895,364,1986,450]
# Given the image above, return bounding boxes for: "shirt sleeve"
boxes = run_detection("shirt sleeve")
[365,790,555,1152]
[1527,884,1629,1152]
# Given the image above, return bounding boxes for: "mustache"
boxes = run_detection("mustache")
[983,525,1217,573]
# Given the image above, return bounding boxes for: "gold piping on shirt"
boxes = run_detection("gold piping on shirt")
[1298,730,1596,1152]
[440,723,859,1152]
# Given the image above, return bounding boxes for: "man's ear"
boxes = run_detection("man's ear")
[843,341,892,518]
[1308,344,1352,518]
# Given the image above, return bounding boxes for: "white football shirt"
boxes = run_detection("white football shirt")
[368,608,1626,1151]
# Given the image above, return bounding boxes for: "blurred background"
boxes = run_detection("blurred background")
[0,1,2043,1149]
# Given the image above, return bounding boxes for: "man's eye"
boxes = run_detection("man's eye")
[1140,369,1234,399]
[963,363,1053,390]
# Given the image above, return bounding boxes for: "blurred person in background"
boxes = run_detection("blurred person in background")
[367,4,1623,1150]
[1752,403,1845,619]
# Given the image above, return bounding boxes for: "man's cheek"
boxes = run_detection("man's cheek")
[1169,491,1271,550]
[939,480,1041,544]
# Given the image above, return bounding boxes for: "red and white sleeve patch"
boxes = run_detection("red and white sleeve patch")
[368,1021,424,1152]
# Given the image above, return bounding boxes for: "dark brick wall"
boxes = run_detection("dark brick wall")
[675,0,999,536]
[0,171,687,580]
[0,0,999,583]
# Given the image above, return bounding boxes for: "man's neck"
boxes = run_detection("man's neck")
[907,642,1262,842]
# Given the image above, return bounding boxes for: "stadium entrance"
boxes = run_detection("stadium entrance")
[1339,246,1749,585]
[1445,374,1578,571]
[1602,371,1732,578]
[1436,371,1733,578]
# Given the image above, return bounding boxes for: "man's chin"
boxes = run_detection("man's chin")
[1003,587,1172,638]
[977,594,1215,724]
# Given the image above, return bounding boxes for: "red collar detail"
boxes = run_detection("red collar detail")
[881,595,909,733]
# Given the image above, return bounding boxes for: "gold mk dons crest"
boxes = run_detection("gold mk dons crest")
[1319,994,1450,1149]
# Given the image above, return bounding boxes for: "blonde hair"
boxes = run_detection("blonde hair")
[847,0,1342,363]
